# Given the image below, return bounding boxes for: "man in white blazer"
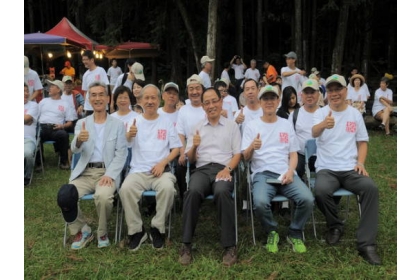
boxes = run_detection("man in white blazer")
[57,81,127,250]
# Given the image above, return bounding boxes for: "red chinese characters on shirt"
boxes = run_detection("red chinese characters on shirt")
[95,74,101,81]
[346,121,356,133]
[157,129,167,140]
[58,105,65,112]
[279,132,289,143]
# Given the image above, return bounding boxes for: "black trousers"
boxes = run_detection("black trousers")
[181,163,235,248]
[38,124,69,165]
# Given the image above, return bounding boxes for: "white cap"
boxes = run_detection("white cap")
[24,56,30,75]
[186,74,203,86]
[131,62,145,81]
[200,55,215,64]
[62,76,73,83]
[258,85,279,99]
[46,80,64,92]
[164,82,179,92]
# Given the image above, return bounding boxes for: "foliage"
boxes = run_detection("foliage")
[24,130,397,279]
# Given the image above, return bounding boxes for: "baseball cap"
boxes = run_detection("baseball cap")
[164,82,179,93]
[200,56,215,64]
[284,51,297,59]
[302,79,319,91]
[258,85,279,99]
[186,74,203,86]
[24,56,30,75]
[311,67,318,73]
[46,80,64,92]
[57,184,79,223]
[325,74,347,87]
[62,76,73,83]
[131,62,145,81]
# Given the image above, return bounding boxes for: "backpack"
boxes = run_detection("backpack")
[292,107,300,130]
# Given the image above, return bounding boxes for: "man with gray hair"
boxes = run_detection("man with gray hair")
[57,81,127,249]
[198,55,215,89]
[243,59,261,84]
[120,84,182,250]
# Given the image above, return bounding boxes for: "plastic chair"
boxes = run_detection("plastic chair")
[246,163,290,245]
[304,138,362,240]
[186,159,238,245]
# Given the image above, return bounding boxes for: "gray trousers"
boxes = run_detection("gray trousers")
[69,168,116,238]
[181,163,235,248]
[119,172,176,235]
[314,169,379,249]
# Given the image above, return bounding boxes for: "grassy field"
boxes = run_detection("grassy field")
[24,130,397,279]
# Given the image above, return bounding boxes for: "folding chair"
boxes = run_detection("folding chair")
[28,122,42,185]
[246,162,290,245]
[304,138,362,240]
[63,152,124,247]
[186,159,238,244]
[115,148,175,243]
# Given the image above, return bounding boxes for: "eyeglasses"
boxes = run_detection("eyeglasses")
[202,98,221,106]
[326,87,344,94]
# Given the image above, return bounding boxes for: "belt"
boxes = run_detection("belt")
[40,123,55,128]
[87,162,105,168]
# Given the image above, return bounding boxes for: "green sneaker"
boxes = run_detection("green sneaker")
[287,236,307,253]
[265,231,279,253]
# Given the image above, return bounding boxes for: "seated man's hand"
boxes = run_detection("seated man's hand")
[151,162,166,178]
[178,153,186,166]
[281,169,295,185]
[354,163,369,177]
[98,175,113,187]
[216,168,232,182]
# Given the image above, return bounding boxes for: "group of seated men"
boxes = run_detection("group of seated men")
[25,71,382,267]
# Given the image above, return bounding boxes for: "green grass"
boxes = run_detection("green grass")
[24,130,397,279]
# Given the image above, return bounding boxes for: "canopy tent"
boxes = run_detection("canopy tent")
[105,41,160,59]
[46,17,99,50]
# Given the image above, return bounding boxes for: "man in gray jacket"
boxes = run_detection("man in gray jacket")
[57,81,127,250]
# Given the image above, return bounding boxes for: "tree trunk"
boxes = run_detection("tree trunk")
[207,0,219,82]
[361,0,374,80]
[331,0,350,74]
[257,0,263,59]
[294,0,302,61]
[169,0,181,85]
[234,0,243,56]
[27,0,35,32]
[176,0,201,73]
[310,0,317,69]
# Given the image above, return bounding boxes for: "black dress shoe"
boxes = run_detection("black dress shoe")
[359,246,381,265]
[326,228,342,245]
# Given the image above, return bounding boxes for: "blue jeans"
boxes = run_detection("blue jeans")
[252,171,314,238]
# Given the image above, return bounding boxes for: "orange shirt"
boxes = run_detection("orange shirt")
[266,65,278,84]
[60,67,75,78]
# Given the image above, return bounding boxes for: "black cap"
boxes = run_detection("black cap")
[57,184,79,223]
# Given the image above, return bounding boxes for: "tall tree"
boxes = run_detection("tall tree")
[176,0,201,73]
[361,0,374,80]
[331,0,350,74]
[294,0,302,61]
[207,0,219,82]
[234,0,244,56]
[257,0,263,59]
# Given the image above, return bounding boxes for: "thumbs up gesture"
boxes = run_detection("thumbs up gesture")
[235,108,245,124]
[128,118,137,138]
[253,133,261,150]
[78,121,89,142]
[324,110,335,129]
[193,130,201,148]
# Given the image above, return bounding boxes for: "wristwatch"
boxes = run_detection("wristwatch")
[225,165,233,173]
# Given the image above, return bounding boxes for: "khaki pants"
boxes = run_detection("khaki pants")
[68,168,116,238]
[119,172,176,235]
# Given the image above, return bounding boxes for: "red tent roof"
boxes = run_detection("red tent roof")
[45,17,98,50]
[114,42,158,50]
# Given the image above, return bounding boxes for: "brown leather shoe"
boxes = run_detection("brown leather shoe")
[179,244,192,265]
[222,246,237,266]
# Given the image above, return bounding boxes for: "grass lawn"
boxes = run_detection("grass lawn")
[24,130,397,279]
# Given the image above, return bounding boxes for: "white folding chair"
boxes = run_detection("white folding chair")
[304,139,362,240]
[186,159,238,244]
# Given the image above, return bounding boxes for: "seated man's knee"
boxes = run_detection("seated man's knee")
[213,182,232,197]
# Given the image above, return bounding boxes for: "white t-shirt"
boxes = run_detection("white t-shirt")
[24,69,43,96]
[24,101,39,142]
[313,105,369,172]
[223,95,239,114]
[176,104,206,140]
[82,66,109,110]
[61,94,78,121]
[347,84,370,102]
[107,66,123,85]
[222,101,234,120]
[288,107,317,155]
[111,110,139,131]
[129,114,182,173]
[112,73,133,94]
[371,87,393,117]
[243,68,261,83]
[199,71,212,89]
[234,106,263,134]
[39,98,75,124]
[232,64,245,79]
[90,122,105,162]
[221,69,231,85]
[281,66,302,92]
[242,117,299,180]
[158,107,179,127]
